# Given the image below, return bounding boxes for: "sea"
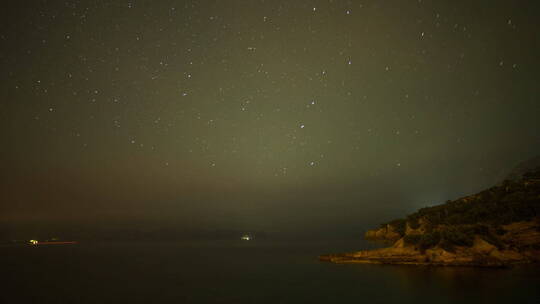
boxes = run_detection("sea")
[3,239,540,303]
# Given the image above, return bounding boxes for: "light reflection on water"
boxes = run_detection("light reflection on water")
[2,240,539,303]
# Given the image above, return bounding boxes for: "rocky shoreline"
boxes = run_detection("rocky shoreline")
[320,234,540,267]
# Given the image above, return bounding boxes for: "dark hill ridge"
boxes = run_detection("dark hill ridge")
[320,166,540,267]
[505,155,540,181]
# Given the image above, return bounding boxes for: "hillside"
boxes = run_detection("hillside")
[505,155,540,181]
[320,166,540,267]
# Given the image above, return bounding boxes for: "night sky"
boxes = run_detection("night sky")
[2,1,539,236]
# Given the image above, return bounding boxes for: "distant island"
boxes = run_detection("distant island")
[320,163,540,267]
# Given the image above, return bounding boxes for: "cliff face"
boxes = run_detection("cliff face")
[501,221,540,248]
[321,165,540,267]
[365,224,401,241]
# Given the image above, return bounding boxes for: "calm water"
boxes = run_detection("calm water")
[3,239,540,303]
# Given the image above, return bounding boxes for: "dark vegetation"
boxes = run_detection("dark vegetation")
[403,224,504,252]
[386,167,540,252]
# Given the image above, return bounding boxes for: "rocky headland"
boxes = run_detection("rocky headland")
[320,165,540,267]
